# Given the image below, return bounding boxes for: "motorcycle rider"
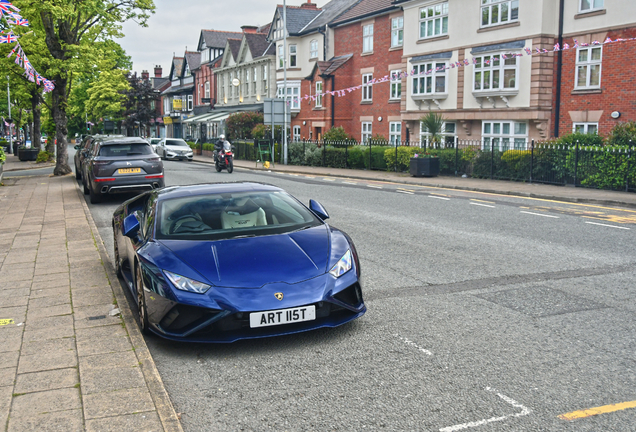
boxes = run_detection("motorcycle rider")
[213,134,226,162]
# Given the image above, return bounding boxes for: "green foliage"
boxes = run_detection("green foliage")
[420,112,445,144]
[252,124,268,140]
[36,151,54,163]
[226,112,264,140]
[553,132,604,147]
[0,146,5,164]
[322,126,352,142]
[87,70,130,121]
[607,121,636,147]
[384,146,418,172]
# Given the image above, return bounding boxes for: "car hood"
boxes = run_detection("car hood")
[157,225,331,288]
[165,145,192,152]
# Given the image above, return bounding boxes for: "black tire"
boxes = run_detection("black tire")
[113,232,122,276]
[75,162,81,180]
[215,161,222,172]
[135,264,151,335]
[89,185,102,204]
[83,177,90,195]
[227,159,234,173]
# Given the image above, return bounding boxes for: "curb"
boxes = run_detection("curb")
[73,178,184,432]
[193,158,636,210]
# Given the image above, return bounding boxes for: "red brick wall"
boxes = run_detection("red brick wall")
[555,27,636,138]
[295,14,404,142]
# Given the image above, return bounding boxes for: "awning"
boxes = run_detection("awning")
[183,112,217,124]
[183,112,231,124]
[205,112,230,122]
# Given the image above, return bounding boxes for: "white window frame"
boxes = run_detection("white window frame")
[205,81,210,99]
[391,17,404,47]
[390,70,402,100]
[163,97,170,114]
[482,121,528,150]
[277,82,300,110]
[262,65,268,93]
[389,122,402,145]
[289,45,297,67]
[245,69,250,95]
[480,0,519,28]
[579,0,604,12]
[310,40,318,59]
[575,46,602,89]
[315,81,323,108]
[362,74,373,101]
[363,24,373,53]
[361,122,372,144]
[293,125,301,141]
[412,62,447,96]
[278,45,284,68]
[573,122,599,134]
[473,53,519,94]
[419,3,448,39]
[253,67,257,95]
[187,94,193,111]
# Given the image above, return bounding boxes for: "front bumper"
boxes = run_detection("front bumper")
[165,153,193,161]
[141,266,365,343]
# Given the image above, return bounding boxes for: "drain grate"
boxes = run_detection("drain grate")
[475,286,608,318]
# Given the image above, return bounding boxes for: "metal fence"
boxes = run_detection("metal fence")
[230,138,635,193]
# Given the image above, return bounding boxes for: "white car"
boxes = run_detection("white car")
[155,138,194,161]
[148,138,161,153]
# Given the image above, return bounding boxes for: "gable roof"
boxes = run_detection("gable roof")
[245,33,274,58]
[268,5,323,39]
[299,0,360,34]
[331,0,398,26]
[227,38,243,61]
[169,57,183,80]
[199,29,243,50]
[184,51,201,72]
[316,53,353,76]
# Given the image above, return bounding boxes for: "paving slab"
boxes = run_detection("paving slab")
[22,325,75,342]
[0,366,16,387]
[80,365,146,395]
[14,368,79,394]
[79,350,138,371]
[0,351,19,370]
[77,335,134,357]
[83,387,156,420]
[8,408,84,432]
[10,387,81,417]
[85,411,163,432]
[0,386,12,431]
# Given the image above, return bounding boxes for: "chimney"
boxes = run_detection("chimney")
[241,25,258,34]
[301,0,317,9]
[141,70,149,81]
[154,65,162,78]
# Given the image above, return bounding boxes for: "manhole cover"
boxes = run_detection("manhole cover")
[476,286,608,317]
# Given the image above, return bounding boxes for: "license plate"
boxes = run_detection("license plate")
[118,168,141,174]
[249,306,316,328]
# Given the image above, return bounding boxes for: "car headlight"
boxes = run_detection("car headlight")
[164,271,211,294]
[329,250,352,278]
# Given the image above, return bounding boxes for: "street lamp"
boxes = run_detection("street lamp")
[232,77,242,103]
[6,76,12,154]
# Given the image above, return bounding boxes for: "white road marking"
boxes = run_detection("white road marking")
[397,335,433,356]
[520,211,559,219]
[367,185,382,189]
[343,181,358,185]
[397,190,414,195]
[470,202,495,208]
[440,387,531,432]
[429,195,451,201]
[585,221,630,230]
[322,178,336,181]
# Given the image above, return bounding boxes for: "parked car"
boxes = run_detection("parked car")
[112,182,365,342]
[74,134,124,180]
[155,138,194,161]
[82,136,164,204]
[148,138,161,153]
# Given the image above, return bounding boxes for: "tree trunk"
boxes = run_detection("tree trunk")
[51,75,71,175]
[31,89,42,153]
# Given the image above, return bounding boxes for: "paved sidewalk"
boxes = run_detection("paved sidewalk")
[0,173,182,432]
[192,153,636,209]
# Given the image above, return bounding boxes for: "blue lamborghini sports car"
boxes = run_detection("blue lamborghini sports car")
[112,182,365,342]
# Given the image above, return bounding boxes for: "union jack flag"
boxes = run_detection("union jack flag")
[9,18,28,27]
[0,1,20,12]
[0,33,18,43]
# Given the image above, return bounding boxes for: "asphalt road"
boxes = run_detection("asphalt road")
[73,150,636,431]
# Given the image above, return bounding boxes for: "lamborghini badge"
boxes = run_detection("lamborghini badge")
[274,292,283,301]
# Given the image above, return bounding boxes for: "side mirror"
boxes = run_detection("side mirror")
[123,213,141,238]
[309,199,329,220]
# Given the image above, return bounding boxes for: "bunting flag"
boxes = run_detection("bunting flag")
[289,35,636,106]
[0,0,54,92]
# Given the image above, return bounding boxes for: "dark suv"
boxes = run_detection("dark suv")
[82,136,164,204]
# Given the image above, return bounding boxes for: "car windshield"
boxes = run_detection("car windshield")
[99,143,153,156]
[150,139,161,144]
[166,139,189,147]
[156,190,323,240]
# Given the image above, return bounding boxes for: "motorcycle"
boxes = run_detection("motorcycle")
[215,141,234,173]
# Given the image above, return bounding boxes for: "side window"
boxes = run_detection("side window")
[141,194,157,238]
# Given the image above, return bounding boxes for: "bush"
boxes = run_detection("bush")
[36,150,54,163]
[323,126,352,142]
[225,112,264,140]
[607,121,636,147]
[0,146,5,164]
[252,124,268,140]
[384,146,418,172]
[554,132,604,147]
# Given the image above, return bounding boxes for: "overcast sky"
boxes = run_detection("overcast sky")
[120,0,328,77]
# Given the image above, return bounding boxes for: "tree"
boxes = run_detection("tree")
[420,112,445,148]
[226,112,264,140]
[18,0,155,175]
[122,73,156,137]
[87,69,129,126]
